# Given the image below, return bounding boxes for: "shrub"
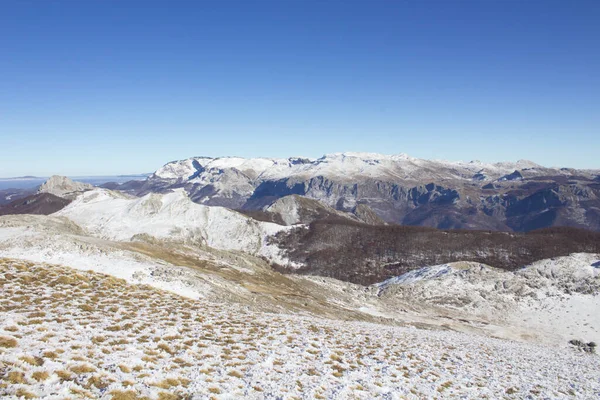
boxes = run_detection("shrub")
[0,335,18,348]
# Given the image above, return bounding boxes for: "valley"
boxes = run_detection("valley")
[1,161,599,399]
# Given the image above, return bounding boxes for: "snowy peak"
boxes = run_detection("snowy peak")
[37,175,94,198]
[151,152,562,184]
[140,152,600,232]
[153,156,308,181]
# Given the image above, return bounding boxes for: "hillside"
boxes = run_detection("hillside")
[0,187,599,398]
[1,258,599,399]
[375,254,600,345]
[272,220,600,284]
[54,188,291,263]
[1,199,599,347]
[0,193,70,216]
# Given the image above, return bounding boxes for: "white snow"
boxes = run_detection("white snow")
[0,225,206,300]
[375,255,600,345]
[375,264,456,288]
[150,152,564,185]
[1,259,599,399]
[54,188,293,264]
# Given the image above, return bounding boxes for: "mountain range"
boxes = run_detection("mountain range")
[125,152,600,232]
[1,157,599,398]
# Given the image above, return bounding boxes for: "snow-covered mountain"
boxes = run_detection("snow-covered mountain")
[134,152,600,231]
[152,152,552,183]
[54,188,292,264]
[0,185,598,360]
[0,175,93,216]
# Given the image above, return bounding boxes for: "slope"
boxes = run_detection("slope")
[375,254,600,345]
[54,188,291,263]
[0,193,70,216]
[1,258,599,399]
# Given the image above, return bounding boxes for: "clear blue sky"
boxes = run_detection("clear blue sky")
[1,0,599,176]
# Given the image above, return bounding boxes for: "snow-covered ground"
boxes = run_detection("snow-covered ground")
[1,259,599,399]
[376,256,600,345]
[54,188,295,266]
[1,210,599,347]
[1,186,600,398]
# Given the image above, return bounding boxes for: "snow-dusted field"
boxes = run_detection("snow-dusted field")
[376,256,600,346]
[54,189,293,266]
[1,259,599,399]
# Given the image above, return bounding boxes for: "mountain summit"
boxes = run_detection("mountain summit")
[136,152,600,232]
[37,175,94,198]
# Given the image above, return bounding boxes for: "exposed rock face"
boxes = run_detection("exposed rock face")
[37,175,94,199]
[237,195,385,226]
[132,153,600,232]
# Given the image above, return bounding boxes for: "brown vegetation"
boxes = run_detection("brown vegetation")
[273,221,600,284]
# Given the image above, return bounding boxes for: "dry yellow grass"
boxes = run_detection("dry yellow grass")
[0,335,18,348]
[91,336,106,344]
[31,371,50,382]
[118,364,132,373]
[6,371,28,384]
[109,390,148,400]
[15,388,37,399]
[70,387,95,398]
[70,363,97,374]
[55,369,74,381]
[157,393,180,400]
[85,374,114,390]
[42,350,59,360]
[157,342,176,355]
[19,355,44,366]
[227,370,244,378]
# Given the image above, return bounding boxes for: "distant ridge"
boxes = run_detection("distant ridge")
[131,152,600,232]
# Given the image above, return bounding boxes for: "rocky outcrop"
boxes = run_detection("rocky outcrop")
[37,175,94,199]
[264,195,343,225]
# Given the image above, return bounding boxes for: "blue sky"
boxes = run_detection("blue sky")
[1,0,599,176]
